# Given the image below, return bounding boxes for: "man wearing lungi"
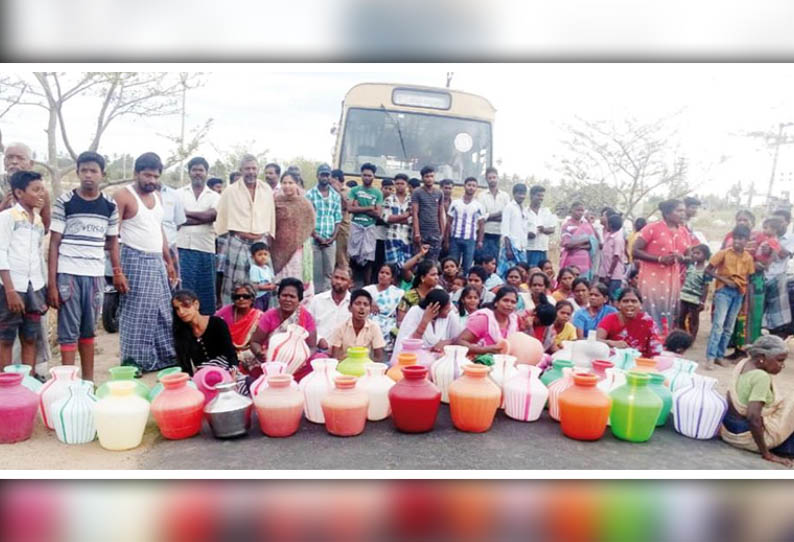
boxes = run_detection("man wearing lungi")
[213,154,276,305]
[114,152,178,374]
[177,156,220,315]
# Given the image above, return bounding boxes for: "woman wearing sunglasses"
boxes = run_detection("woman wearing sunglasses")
[215,282,267,370]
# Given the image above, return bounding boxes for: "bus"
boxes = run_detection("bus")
[332,83,496,187]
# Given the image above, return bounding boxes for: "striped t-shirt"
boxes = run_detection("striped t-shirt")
[50,190,119,277]
[448,198,485,240]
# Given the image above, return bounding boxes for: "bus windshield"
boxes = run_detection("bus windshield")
[340,107,492,183]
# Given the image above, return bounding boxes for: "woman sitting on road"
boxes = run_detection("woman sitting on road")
[596,287,662,358]
[214,282,265,368]
[250,278,318,381]
[173,289,238,376]
[573,282,618,339]
[455,286,519,356]
[391,288,463,364]
[721,335,794,467]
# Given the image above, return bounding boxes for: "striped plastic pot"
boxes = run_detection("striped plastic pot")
[503,365,548,422]
[672,375,727,440]
[52,380,97,445]
[38,366,80,430]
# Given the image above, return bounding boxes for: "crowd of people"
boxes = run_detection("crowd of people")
[4,141,794,463]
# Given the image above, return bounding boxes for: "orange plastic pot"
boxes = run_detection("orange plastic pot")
[448,364,501,433]
[558,373,612,441]
[387,352,417,382]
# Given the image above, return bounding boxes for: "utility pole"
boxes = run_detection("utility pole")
[178,72,188,185]
[766,122,794,204]
[747,181,754,208]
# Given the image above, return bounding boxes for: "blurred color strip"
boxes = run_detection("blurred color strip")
[1,481,793,542]
[3,1,794,61]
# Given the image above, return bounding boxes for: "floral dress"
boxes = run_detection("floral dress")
[364,284,404,352]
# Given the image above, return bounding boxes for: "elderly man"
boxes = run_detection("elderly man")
[1,142,51,230]
[177,156,220,314]
[214,154,276,305]
[2,142,52,377]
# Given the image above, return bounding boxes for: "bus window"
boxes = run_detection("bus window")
[339,108,491,184]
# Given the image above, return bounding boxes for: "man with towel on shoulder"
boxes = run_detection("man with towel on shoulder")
[214,154,276,305]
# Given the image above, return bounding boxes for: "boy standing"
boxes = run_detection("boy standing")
[598,213,626,300]
[499,183,530,277]
[411,166,445,262]
[383,173,413,268]
[249,242,275,311]
[0,171,48,369]
[677,243,711,340]
[445,177,485,274]
[348,163,383,286]
[705,225,755,370]
[48,152,124,381]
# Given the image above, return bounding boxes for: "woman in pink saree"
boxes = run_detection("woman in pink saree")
[559,202,598,281]
[631,199,692,331]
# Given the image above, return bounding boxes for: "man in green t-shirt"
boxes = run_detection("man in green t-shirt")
[347,163,383,285]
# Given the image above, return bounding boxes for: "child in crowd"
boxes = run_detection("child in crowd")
[505,266,530,311]
[571,277,590,312]
[538,259,556,289]
[527,301,559,357]
[516,262,531,291]
[549,300,578,353]
[451,266,495,305]
[249,242,275,311]
[552,267,576,302]
[613,267,640,305]
[451,274,467,293]
[573,282,617,339]
[329,289,385,363]
[0,171,48,369]
[626,217,647,267]
[598,213,626,300]
[440,257,460,293]
[457,285,481,326]
[705,225,755,369]
[662,329,695,356]
[473,250,504,292]
[677,243,711,340]
[755,217,784,267]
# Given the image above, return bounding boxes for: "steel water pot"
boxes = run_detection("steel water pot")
[204,382,253,439]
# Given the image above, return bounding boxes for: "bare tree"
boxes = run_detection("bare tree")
[0,72,204,196]
[560,115,690,219]
[0,75,29,154]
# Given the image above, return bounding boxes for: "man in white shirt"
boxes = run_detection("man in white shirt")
[307,266,352,351]
[525,185,557,267]
[498,183,529,276]
[177,157,220,314]
[158,181,186,289]
[476,166,510,259]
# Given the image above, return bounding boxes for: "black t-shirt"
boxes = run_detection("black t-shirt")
[179,316,238,372]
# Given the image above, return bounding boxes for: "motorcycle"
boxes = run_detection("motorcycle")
[102,255,120,333]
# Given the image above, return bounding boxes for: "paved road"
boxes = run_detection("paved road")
[140,405,781,470]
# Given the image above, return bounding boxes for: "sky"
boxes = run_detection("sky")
[3,64,794,201]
